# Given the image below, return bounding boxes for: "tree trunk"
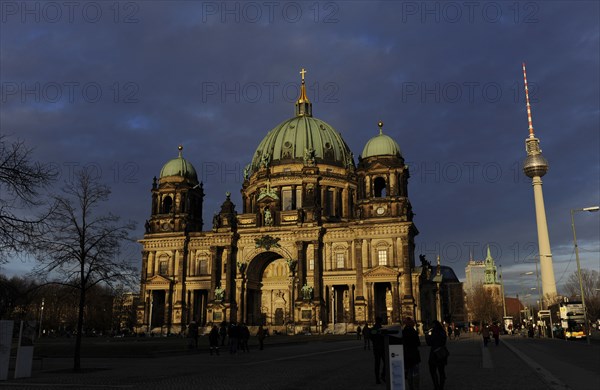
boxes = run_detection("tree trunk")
[74,286,86,371]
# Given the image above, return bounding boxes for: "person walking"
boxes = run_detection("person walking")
[356,325,362,340]
[402,317,421,390]
[187,319,199,349]
[240,323,250,352]
[219,322,227,346]
[371,317,385,384]
[490,322,500,346]
[257,325,266,350]
[426,320,448,390]
[481,324,490,347]
[362,323,371,350]
[228,322,239,354]
[208,325,220,355]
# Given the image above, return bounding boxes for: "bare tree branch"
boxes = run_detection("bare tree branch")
[0,135,56,263]
[31,169,137,371]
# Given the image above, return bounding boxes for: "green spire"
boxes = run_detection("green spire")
[484,245,498,284]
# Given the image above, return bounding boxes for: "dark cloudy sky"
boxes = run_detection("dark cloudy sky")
[1,1,598,300]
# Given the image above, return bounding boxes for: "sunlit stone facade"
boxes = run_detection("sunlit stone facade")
[137,73,422,334]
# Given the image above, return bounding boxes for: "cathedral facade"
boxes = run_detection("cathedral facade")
[137,72,422,334]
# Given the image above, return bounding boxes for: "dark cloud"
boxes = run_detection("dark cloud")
[1,1,598,300]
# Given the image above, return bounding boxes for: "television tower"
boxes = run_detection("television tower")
[521,62,557,306]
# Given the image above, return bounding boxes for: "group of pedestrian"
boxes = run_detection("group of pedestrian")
[226,322,251,353]
[480,322,500,347]
[189,320,269,356]
[446,324,461,340]
[362,318,449,390]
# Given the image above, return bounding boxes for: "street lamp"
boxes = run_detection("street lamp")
[521,262,542,310]
[570,205,599,345]
[38,298,45,338]
[519,270,541,313]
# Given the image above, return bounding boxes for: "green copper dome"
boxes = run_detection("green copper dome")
[361,122,402,158]
[250,115,355,171]
[160,146,198,181]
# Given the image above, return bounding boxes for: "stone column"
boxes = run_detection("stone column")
[225,246,236,303]
[354,240,364,299]
[236,277,244,323]
[401,239,412,298]
[169,250,176,276]
[145,291,151,326]
[365,239,372,268]
[391,238,397,268]
[209,246,218,300]
[390,170,397,196]
[325,242,332,271]
[392,281,401,323]
[165,288,172,332]
[341,187,348,218]
[174,249,180,279]
[366,282,373,323]
[296,242,305,301]
[148,251,155,276]
[348,284,355,322]
[312,240,322,302]
[142,251,149,280]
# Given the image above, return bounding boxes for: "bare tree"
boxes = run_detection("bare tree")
[465,283,503,325]
[564,269,600,322]
[0,135,56,263]
[32,169,136,371]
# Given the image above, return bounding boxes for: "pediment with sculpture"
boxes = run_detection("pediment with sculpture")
[145,274,173,287]
[363,265,399,280]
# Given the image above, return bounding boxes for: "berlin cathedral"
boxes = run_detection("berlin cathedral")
[137,70,446,334]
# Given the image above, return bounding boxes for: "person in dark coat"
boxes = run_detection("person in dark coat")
[356,325,362,340]
[187,319,199,349]
[228,322,239,354]
[371,317,385,384]
[219,322,227,346]
[208,325,220,355]
[240,323,250,352]
[257,325,266,350]
[402,317,421,390]
[362,323,371,350]
[426,320,447,390]
[490,322,500,346]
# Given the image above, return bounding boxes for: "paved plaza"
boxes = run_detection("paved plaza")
[1,332,598,389]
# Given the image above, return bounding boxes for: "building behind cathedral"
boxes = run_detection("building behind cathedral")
[136,72,463,334]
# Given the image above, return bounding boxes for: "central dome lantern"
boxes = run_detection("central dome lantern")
[248,69,355,173]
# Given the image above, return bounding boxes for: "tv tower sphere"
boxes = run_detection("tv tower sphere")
[523,151,548,178]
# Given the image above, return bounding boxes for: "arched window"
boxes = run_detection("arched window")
[374,177,387,198]
[159,254,169,275]
[162,196,173,214]
[377,249,388,266]
[197,258,208,275]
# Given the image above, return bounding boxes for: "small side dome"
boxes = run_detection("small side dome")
[160,145,198,181]
[361,121,402,158]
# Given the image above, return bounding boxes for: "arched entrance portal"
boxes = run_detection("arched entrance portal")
[244,251,294,328]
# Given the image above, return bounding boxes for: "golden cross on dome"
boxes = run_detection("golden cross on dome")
[300,68,307,83]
